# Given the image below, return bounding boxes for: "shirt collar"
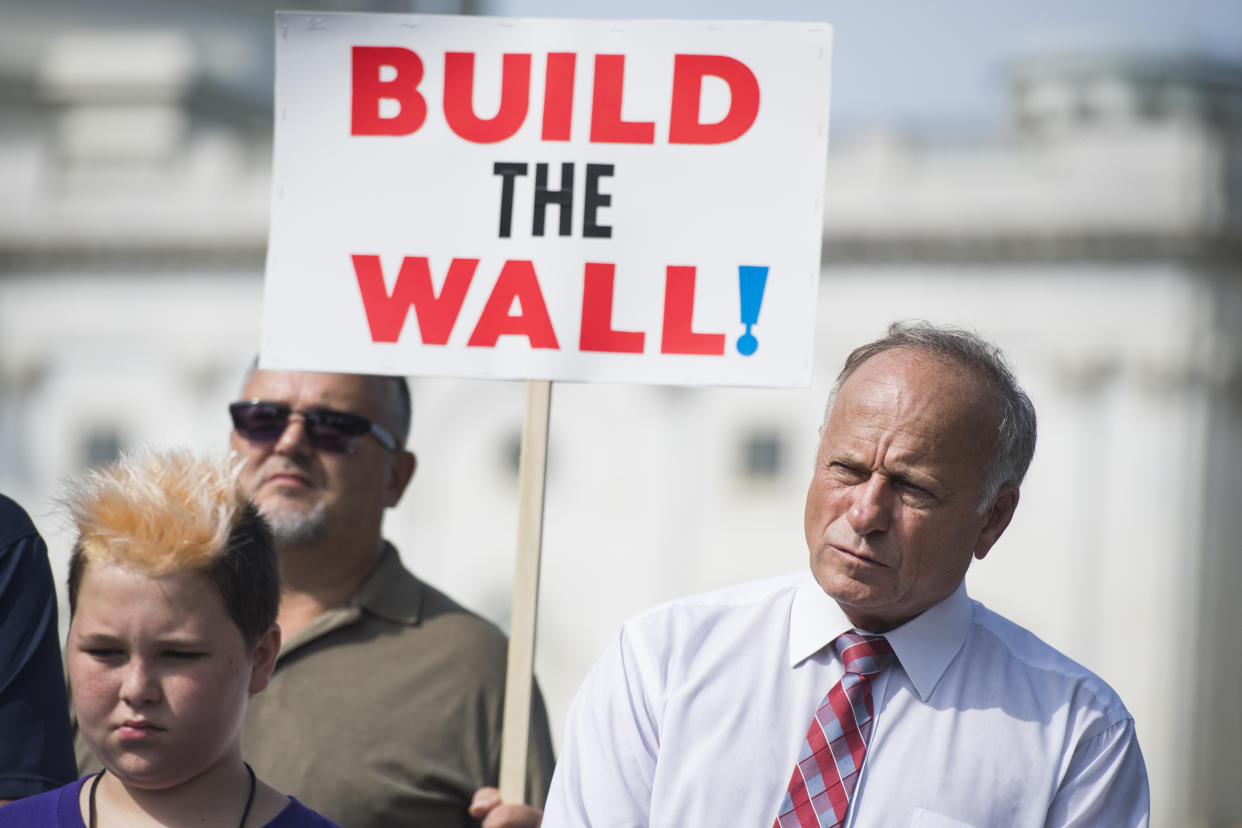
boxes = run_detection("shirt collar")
[788,576,973,702]
[882,582,972,701]
[277,542,423,660]
[349,541,424,626]
[788,572,855,667]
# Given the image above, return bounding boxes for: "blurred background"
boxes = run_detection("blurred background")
[2,0,1240,824]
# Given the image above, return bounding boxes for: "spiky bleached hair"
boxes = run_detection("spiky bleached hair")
[64,448,279,647]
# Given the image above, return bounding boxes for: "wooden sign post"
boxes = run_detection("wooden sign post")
[499,379,552,801]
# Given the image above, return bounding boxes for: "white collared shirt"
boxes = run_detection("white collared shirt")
[543,574,1148,828]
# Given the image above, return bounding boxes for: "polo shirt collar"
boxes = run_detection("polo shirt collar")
[278,542,424,659]
[349,541,425,626]
[788,575,972,702]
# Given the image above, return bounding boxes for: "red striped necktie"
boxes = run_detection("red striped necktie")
[773,632,895,828]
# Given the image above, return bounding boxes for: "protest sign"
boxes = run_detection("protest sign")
[263,11,833,805]
[264,12,832,387]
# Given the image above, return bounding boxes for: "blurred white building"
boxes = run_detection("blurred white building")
[1,7,1239,825]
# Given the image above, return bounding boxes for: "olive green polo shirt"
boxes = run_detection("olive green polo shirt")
[242,544,556,827]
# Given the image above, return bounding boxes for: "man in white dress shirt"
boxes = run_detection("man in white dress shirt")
[543,321,1149,827]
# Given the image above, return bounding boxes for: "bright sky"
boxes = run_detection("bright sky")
[480,0,1242,133]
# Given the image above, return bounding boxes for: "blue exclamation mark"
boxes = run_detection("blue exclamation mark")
[736,265,768,356]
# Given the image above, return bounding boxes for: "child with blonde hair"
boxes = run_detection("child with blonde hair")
[0,449,340,828]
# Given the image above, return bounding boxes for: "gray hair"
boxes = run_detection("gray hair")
[823,321,1037,511]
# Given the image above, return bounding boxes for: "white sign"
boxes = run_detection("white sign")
[263,12,832,387]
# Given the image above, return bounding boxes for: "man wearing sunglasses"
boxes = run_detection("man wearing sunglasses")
[226,368,555,828]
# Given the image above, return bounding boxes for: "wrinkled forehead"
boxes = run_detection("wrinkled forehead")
[834,349,1001,440]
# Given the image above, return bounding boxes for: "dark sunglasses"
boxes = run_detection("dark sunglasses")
[229,400,399,454]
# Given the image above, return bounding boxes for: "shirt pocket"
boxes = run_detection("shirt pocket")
[909,808,976,828]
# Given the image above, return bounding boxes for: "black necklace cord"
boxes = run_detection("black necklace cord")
[88,763,258,828]
[87,770,103,828]
[238,762,257,827]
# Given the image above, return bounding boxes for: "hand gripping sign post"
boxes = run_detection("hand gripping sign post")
[264,11,832,803]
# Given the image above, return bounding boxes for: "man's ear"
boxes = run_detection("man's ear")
[974,484,1019,561]
[248,624,282,694]
[384,450,417,508]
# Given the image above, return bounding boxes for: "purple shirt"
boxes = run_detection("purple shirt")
[0,776,344,827]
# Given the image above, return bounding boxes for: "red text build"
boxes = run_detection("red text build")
[263,13,832,387]
[350,48,759,145]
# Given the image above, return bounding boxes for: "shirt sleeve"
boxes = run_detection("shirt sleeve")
[0,517,78,798]
[542,624,662,828]
[1044,717,1150,828]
